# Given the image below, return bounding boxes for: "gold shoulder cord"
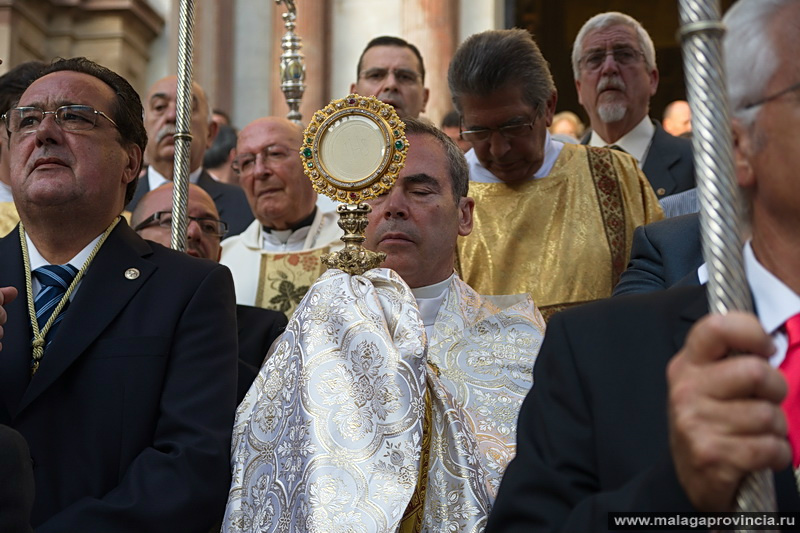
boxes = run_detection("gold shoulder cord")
[19,217,121,375]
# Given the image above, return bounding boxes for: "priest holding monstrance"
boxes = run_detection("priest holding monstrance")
[222,97,544,531]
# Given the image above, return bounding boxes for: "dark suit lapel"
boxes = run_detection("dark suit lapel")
[672,285,708,354]
[196,170,224,202]
[16,222,157,414]
[0,228,34,420]
[642,124,681,194]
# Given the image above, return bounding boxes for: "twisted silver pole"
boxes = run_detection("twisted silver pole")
[276,0,306,124]
[678,0,776,525]
[170,0,196,252]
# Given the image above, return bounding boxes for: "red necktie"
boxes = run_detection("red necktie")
[779,313,800,467]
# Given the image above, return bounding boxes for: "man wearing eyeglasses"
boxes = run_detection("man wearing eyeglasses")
[0,57,238,532]
[449,29,663,319]
[574,12,694,200]
[125,76,253,236]
[219,117,342,318]
[350,35,429,119]
[131,183,288,401]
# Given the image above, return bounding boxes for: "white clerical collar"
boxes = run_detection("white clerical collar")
[465,130,564,183]
[25,230,104,298]
[147,166,203,191]
[260,226,313,252]
[743,240,800,368]
[411,273,455,338]
[0,180,13,202]
[588,116,654,166]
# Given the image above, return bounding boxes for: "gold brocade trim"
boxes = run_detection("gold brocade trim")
[399,386,432,533]
[586,146,627,287]
[0,202,19,238]
[539,300,596,322]
[254,248,330,317]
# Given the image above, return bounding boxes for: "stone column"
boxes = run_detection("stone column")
[0,0,163,96]
[403,0,458,126]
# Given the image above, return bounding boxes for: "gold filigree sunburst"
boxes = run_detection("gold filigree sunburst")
[300,94,408,204]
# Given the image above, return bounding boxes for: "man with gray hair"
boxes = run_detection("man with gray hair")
[126,76,253,235]
[219,116,342,318]
[449,28,663,319]
[573,11,694,199]
[488,1,800,530]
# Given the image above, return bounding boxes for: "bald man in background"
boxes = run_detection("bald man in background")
[220,117,342,317]
[662,99,692,137]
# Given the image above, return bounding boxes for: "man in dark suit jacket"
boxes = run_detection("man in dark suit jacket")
[613,213,702,296]
[490,1,800,530]
[487,288,800,532]
[0,58,238,532]
[574,12,694,199]
[125,75,253,236]
[0,424,34,533]
[132,182,288,402]
[641,122,694,197]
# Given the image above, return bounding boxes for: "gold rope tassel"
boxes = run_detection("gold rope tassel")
[20,217,120,375]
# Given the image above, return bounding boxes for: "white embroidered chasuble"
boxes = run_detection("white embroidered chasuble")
[222,269,544,532]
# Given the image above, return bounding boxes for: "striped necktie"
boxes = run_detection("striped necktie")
[32,264,79,347]
[779,313,800,466]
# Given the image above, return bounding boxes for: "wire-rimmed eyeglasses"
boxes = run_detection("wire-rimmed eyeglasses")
[743,80,800,110]
[579,47,645,72]
[460,116,537,143]
[2,105,119,134]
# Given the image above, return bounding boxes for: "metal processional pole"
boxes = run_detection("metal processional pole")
[677,0,777,526]
[170,0,196,252]
[276,0,306,124]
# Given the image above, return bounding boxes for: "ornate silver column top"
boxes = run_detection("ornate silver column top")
[276,0,306,124]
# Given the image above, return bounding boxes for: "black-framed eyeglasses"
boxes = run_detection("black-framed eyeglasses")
[133,211,228,238]
[579,47,645,71]
[460,116,537,143]
[743,80,800,110]
[2,105,119,134]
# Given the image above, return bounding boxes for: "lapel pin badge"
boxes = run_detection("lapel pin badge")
[124,268,140,280]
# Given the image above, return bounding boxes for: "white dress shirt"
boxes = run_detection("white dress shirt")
[0,181,13,203]
[589,115,655,167]
[147,166,203,191]
[25,231,103,300]
[742,241,800,367]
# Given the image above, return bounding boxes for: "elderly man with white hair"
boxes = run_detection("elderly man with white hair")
[573,11,694,199]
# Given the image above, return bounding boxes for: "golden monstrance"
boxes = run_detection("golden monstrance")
[300,94,408,275]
